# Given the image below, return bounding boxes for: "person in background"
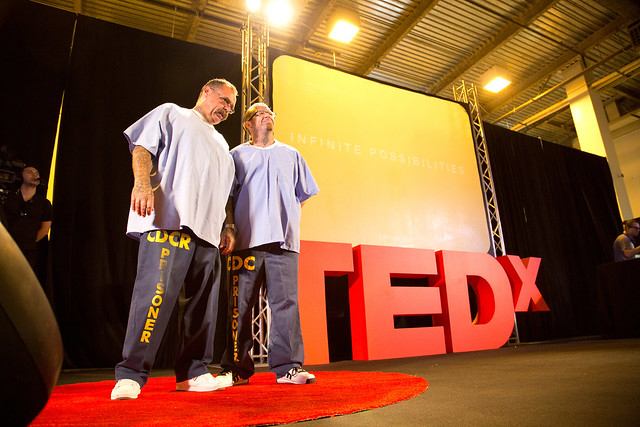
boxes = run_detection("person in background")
[613,219,640,262]
[2,166,52,282]
[111,78,237,400]
[217,102,319,387]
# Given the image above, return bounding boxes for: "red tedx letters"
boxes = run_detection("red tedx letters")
[298,241,549,365]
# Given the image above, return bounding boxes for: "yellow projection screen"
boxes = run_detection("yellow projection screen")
[272,55,492,253]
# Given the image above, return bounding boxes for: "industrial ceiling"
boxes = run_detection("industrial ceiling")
[30,0,640,147]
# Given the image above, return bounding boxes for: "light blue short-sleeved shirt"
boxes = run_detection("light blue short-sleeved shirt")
[124,103,235,247]
[231,140,319,253]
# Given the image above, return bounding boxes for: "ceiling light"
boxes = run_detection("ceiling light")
[267,0,293,25]
[328,7,360,43]
[246,0,261,13]
[481,66,512,93]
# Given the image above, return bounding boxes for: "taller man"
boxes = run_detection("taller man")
[111,78,238,400]
[218,102,319,386]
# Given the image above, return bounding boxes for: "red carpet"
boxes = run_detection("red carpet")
[31,371,428,426]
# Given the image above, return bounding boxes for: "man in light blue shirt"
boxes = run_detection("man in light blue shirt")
[111,78,238,400]
[218,102,319,386]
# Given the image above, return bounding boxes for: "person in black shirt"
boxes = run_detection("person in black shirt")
[3,166,52,279]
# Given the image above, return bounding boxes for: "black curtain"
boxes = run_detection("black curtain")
[484,123,622,342]
[0,1,73,180]
[0,2,74,296]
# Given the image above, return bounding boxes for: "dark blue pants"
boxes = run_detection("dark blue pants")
[221,244,304,378]
[115,229,221,387]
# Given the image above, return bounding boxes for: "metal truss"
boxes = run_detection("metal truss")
[250,286,271,363]
[452,81,506,258]
[241,12,270,144]
[241,12,271,363]
[453,81,519,344]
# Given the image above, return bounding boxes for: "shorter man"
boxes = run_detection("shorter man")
[218,103,319,386]
[2,166,53,281]
[613,219,640,262]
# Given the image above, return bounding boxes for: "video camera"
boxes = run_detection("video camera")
[0,145,27,203]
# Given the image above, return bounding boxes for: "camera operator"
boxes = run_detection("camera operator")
[613,219,640,262]
[2,166,52,283]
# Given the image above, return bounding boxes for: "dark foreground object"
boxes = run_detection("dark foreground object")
[0,224,63,426]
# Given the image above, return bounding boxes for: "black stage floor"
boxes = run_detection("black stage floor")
[56,338,640,426]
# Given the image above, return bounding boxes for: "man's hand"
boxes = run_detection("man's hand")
[220,226,236,255]
[131,181,154,217]
[131,146,154,217]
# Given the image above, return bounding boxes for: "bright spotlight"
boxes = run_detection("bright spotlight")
[481,66,512,93]
[328,7,360,43]
[267,0,292,26]
[246,0,261,13]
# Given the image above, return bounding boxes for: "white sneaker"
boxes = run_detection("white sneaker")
[176,373,225,392]
[216,369,249,387]
[111,379,141,400]
[276,367,316,385]
[216,370,233,388]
